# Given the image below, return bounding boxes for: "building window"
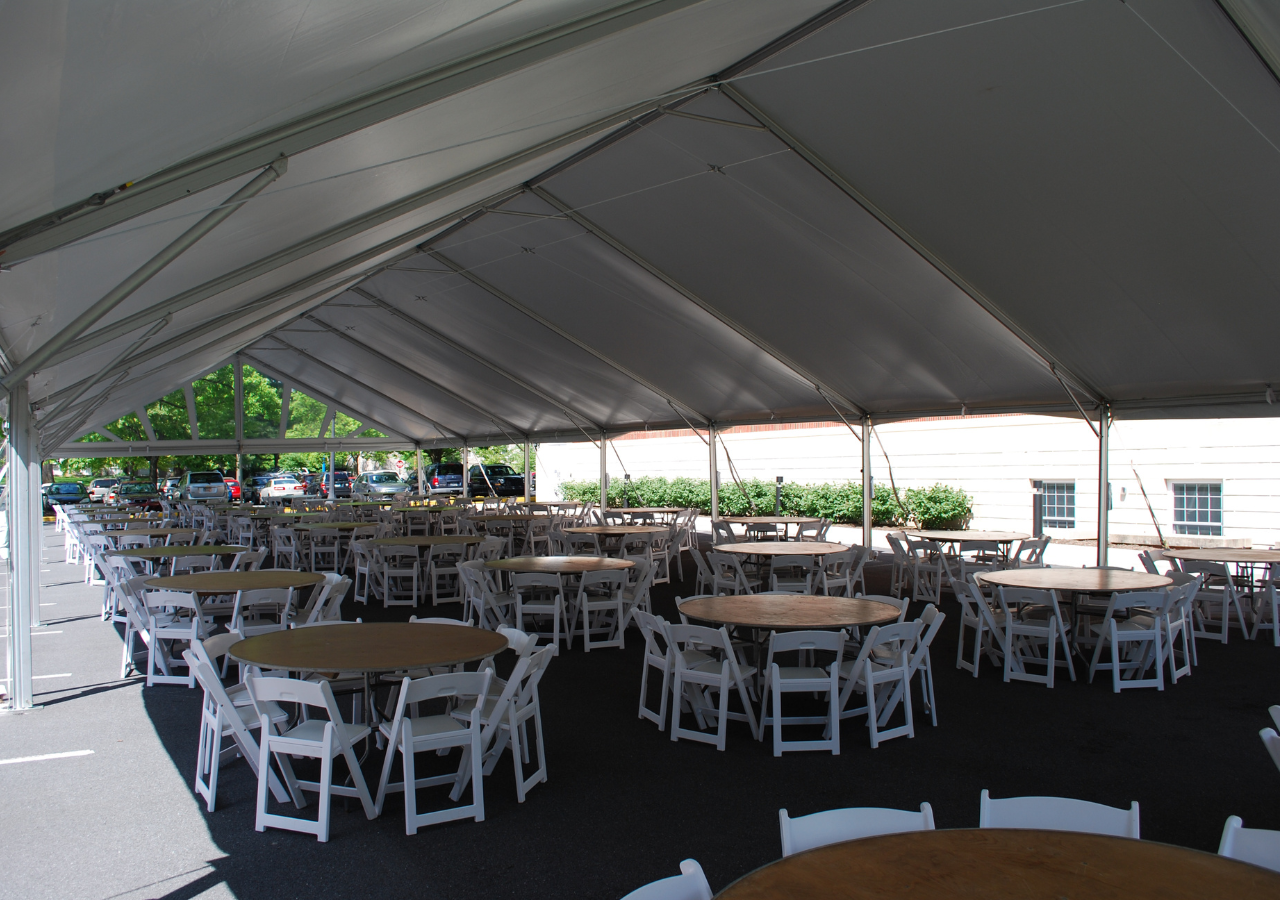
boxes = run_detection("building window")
[1042,482,1075,529]
[1173,483,1222,536]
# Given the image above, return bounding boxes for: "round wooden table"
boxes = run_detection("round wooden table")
[291,522,367,530]
[486,555,634,575]
[978,568,1171,593]
[468,513,542,522]
[367,535,482,547]
[714,541,848,556]
[908,530,1029,543]
[680,594,900,630]
[1163,548,1280,564]
[563,525,669,535]
[722,516,820,525]
[714,829,1280,899]
[116,545,248,560]
[111,527,198,538]
[144,570,326,592]
[227,622,507,673]
[247,511,324,519]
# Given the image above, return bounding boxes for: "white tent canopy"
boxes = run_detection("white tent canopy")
[3,0,1280,461]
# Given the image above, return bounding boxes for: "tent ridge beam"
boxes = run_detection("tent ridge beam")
[532,184,868,417]
[427,248,710,424]
[720,83,1107,406]
[348,287,605,432]
[259,337,460,439]
[301,313,525,436]
[0,0,705,263]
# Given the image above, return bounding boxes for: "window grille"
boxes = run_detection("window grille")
[1173,483,1222,536]
[1042,482,1075,529]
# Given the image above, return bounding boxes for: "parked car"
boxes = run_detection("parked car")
[258,475,306,502]
[42,481,87,514]
[468,464,526,498]
[87,477,119,501]
[352,471,412,497]
[245,475,274,503]
[423,463,465,496]
[107,481,159,505]
[162,477,181,500]
[224,478,242,500]
[308,471,353,498]
[178,471,228,502]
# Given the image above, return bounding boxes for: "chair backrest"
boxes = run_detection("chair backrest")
[856,593,909,622]
[767,628,846,659]
[779,803,935,857]
[996,586,1061,615]
[232,547,268,571]
[1219,815,1280,873]
[711,520,736,545]
[143,589,201,614]
[496,624,538,657]
[619,860,713,900]
[512,572,562,592]
[246,674,344,727]
[1100,589,1172,620]
[1262,728,1280,775]
[1012,536,1050,565]
[634,610,670,656]
[908,604,946,674]
[979,790,1139,838]
[579,568,625,594]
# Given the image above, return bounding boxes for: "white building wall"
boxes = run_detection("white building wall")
[535,416,1280,546]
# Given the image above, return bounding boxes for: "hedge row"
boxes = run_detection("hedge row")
[556,476,973,529]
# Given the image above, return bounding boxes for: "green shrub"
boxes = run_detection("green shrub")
[903,483,973,529]
[554,476,968,527]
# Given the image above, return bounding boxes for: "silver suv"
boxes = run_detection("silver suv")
[352,471,412,497]
[88,477,119,501]
[179,471,228,501]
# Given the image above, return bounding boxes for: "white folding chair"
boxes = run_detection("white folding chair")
[1262,727,1280,775]
[1087,590,1170,692]
[513,572,568,654]
[427,542,465,606]
[379,544,422,607]
[762,630,845,757]
[668,623,758,751]
[996,586,1076,688]
[779,803,935,857]
[834,620,921,749]
[230,588,293,639]
[635,610,674,730]
[183,652,295,813]
[707,551,759,595]
[769,555,817,594]
[1251,567,1280,646]
[374,670,491,834]
[247,675,375,842]
[876,604,945,729]
[620,860,712,900]
[1184,560,1248,644]
[144,589,203,687]
[979,789,1139,837]
[463,646,554,803]
[1219,816,1280,873]
[572,569,627,651]
[953,579,1007,677]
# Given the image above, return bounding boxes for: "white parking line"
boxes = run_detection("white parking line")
[0,750,94,766]
[39,603,56,606]
[32,673,72,680]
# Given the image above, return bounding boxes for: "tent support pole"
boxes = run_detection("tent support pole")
[1,160,285,390]
[1098,406,1110,567]
[709,422,719,522]
[524,441,532,503]
[328,417,337,501]
[862,417,872,549]
[234,356,244,484]
[7,383,36,709]
[416,447,424,497]
[599,433,608,512]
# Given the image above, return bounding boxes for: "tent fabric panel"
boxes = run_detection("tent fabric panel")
[543,90,1063,413]
[433,193,829,422]
[361,267,681,427]
[735,0,1280,403]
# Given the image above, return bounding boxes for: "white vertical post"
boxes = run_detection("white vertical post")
[28,432,41,630]
[462,443,469,499]
[1097,405,1110,567]
[327,416,336,501]
[523,440,531,503]
[862,417,872,549]
[233,355,244,484]
[7,383,36,709]
[708,423,719,522]
[416,447,424,497]
[599,433,608,511]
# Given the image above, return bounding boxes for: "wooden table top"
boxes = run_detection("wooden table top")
[679,594,900,630]
[1163,548,1280,564]
[722,516,820,525]
[116,545,247,559]
[908,530,1030,543]
[144,570,326,592]
[486,555,634,574]
[291,522,368,530]
[715,541,848,556]
[617,507,683,514]
[367,535,482,547]
[228,622,506,673]
[247,511,325,519]
[113,528,196,537]
[714,828,1280,899]
[86,512,163,520]
[468,513,541,521]
[979,568,1172,592]
[564,525,669,535]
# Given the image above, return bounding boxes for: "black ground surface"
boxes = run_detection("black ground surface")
[136,557,1280,900]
